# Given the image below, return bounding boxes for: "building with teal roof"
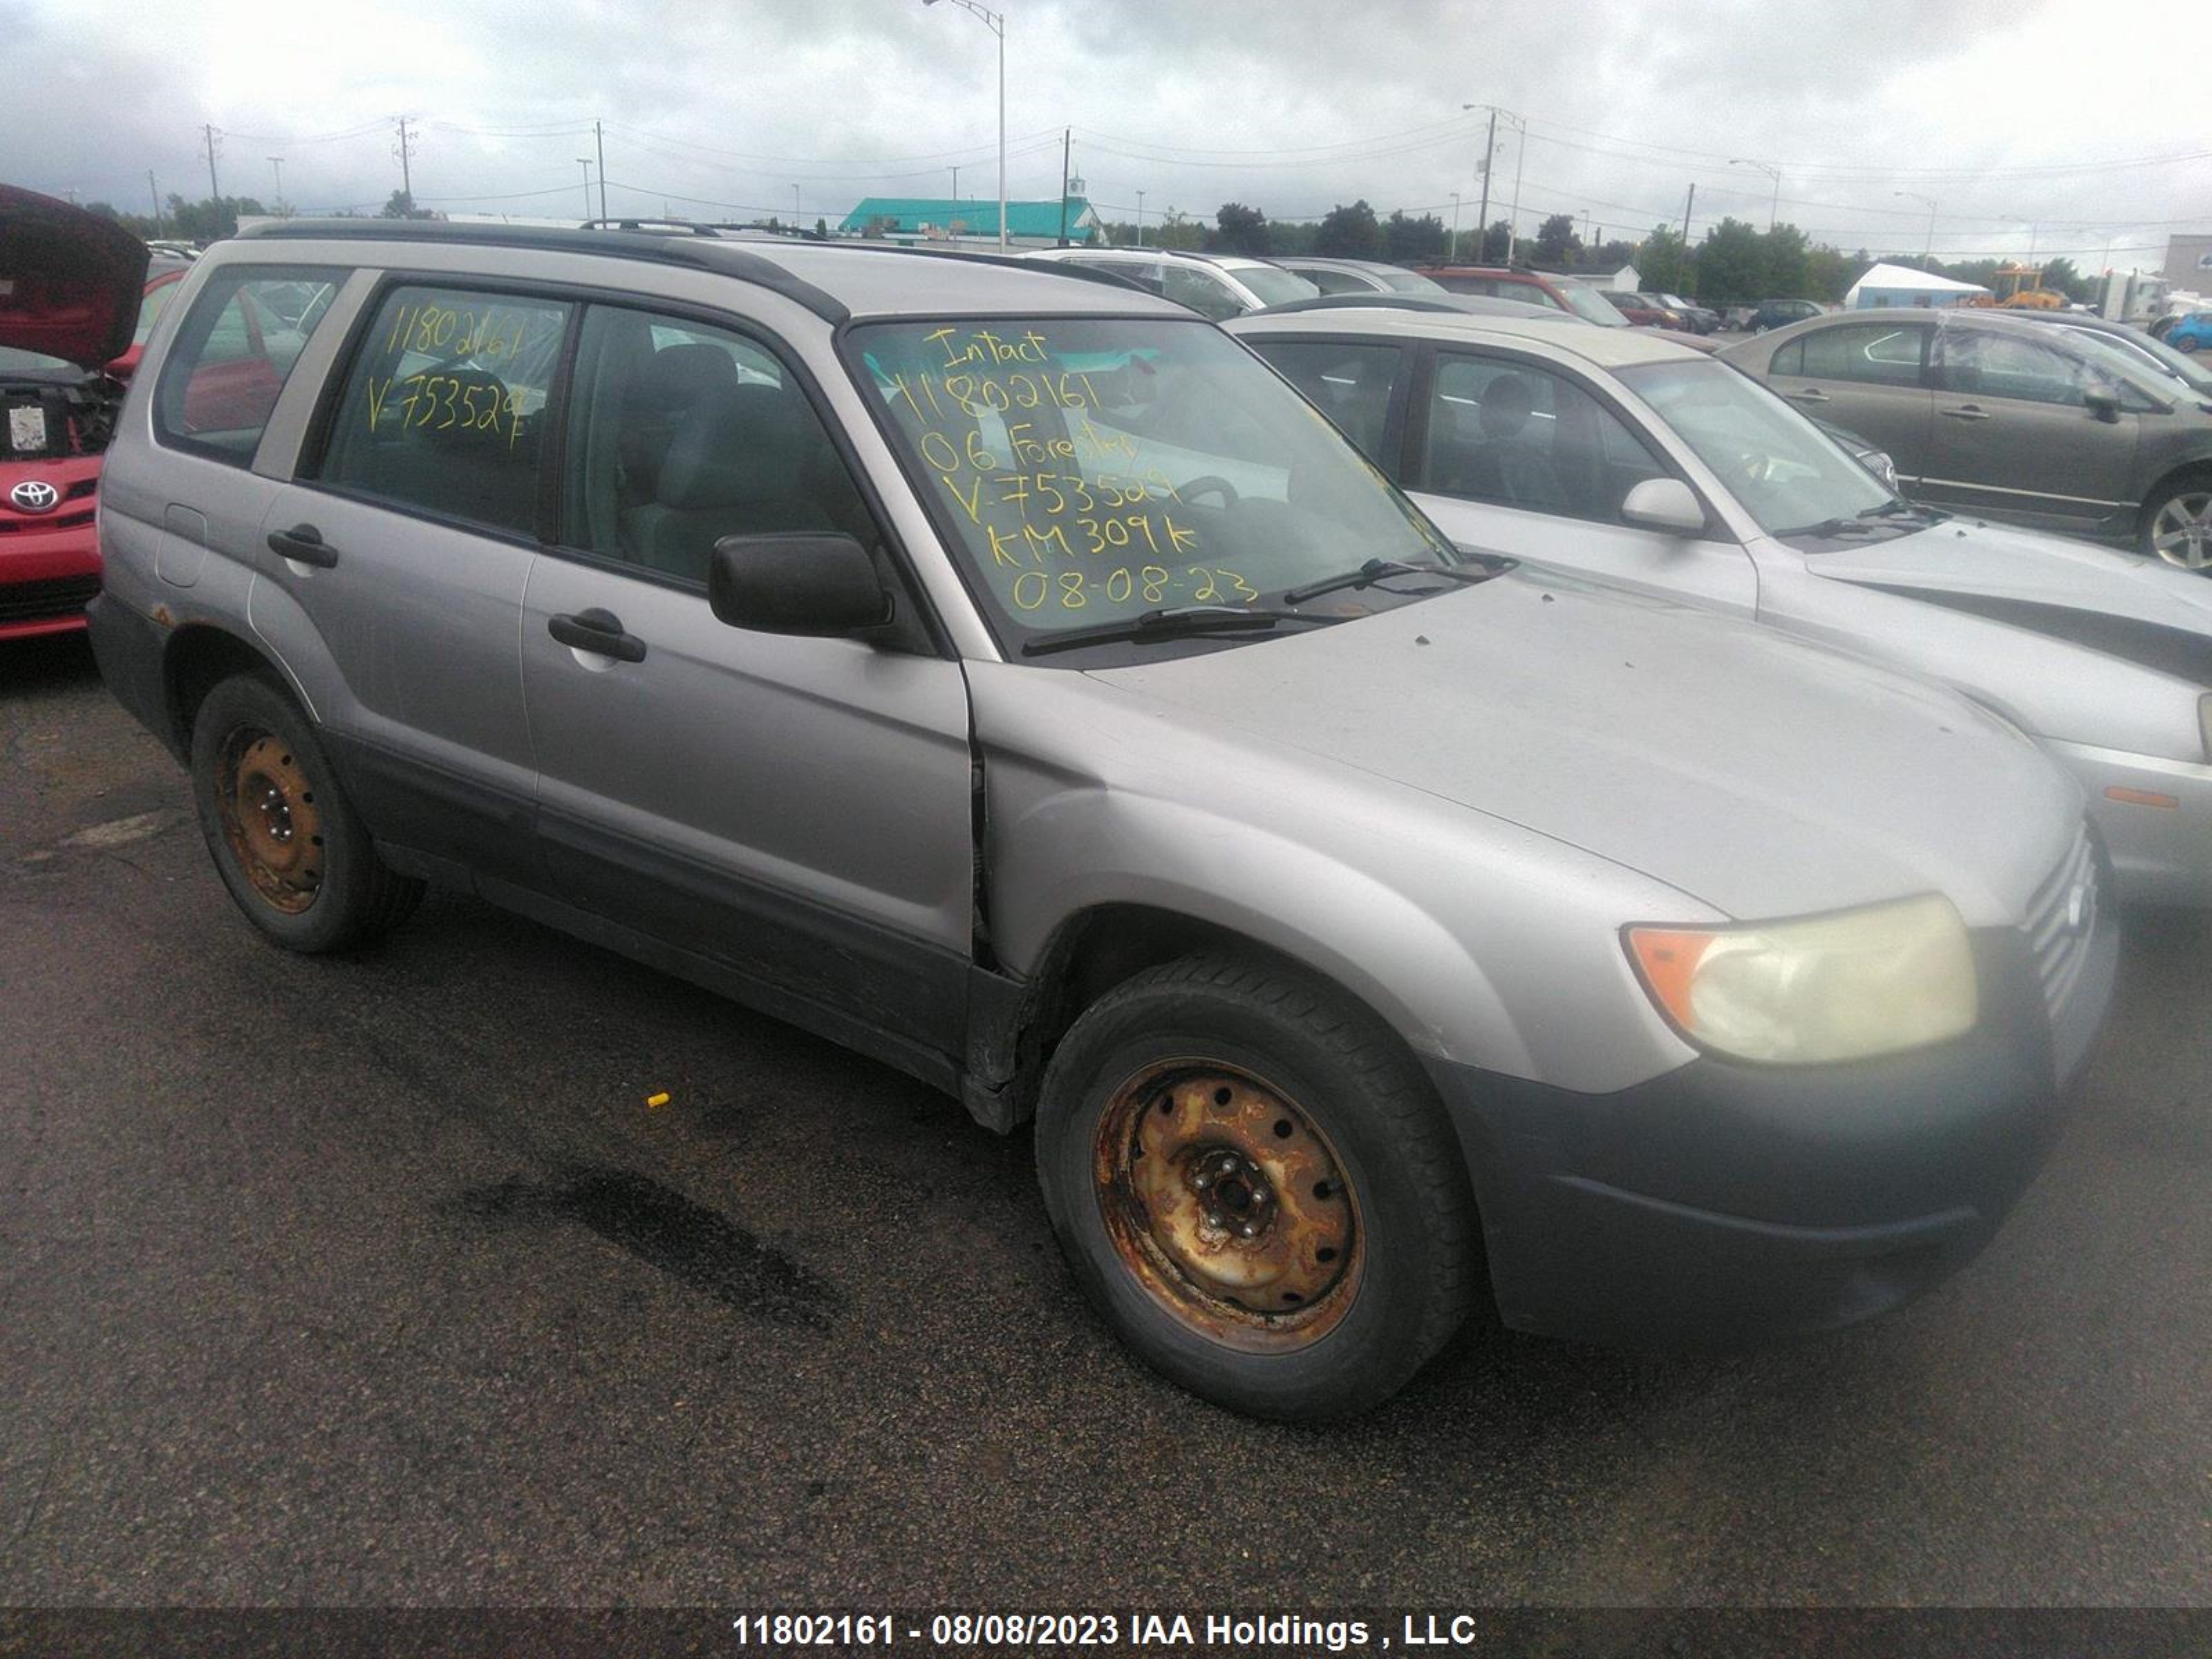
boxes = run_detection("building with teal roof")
[836,196,1105,247]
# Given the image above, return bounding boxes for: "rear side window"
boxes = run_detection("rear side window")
[1423,352,1667,525]
[1253,339,1406,464]
[1773,325,1924,386]
[317,284,572,536]
[151,266,346,465]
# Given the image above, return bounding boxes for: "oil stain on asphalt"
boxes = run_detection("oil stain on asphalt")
[460,1166,841,1329]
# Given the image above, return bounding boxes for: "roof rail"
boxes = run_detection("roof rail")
[232,217,850,323]
[851,242,1170,302]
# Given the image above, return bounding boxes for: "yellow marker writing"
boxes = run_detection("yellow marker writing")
[645,1091,671,1109]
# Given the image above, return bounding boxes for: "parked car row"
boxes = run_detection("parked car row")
[6,188,2188,1423]
[1718,308,2212,563]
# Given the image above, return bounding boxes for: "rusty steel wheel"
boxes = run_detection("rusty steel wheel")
[1096,1062,1361,1349]
[1037,953,1478,1419]
[189,674,422,953]
[214,727,326,914]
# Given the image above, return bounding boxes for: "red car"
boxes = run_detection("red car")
[1409,265,1716,354]
[1,187,147,641]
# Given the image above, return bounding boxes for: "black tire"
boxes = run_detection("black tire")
[1034,953,1479,1421]
[2175,335,2200,354]
[188,673,423,952]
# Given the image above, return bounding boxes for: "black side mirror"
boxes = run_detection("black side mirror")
[708,533,893,637]
[2083,388,2122,423]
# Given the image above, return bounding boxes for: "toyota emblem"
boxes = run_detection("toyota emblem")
[9,480,60,513]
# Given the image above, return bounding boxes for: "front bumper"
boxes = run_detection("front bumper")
[0,497,101,639]
[1425,916,2118,1349]
[2047,738,2212,909]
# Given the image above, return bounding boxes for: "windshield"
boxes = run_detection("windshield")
[2108,326,2212,393]
[1555,281,1629,327]
[850,316,1456,653]
[0,346,83,378]
[1378,269,1444,294]
[2054,326,2200,400]
[1234,266,1323,308]
[1618,358,1896,537]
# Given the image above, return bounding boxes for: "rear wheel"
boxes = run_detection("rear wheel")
[1035,953,1479,1420]
[2142,478,2212,571]
[189,674,422,951]
[2173,335,2199,354]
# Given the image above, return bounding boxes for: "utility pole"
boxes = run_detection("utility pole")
[1057,126,1071,246]
[577,158,594,220]
[950,164,959,223]
[266,156,284,215]
[1136,189,1145,246]
[148,171,162,236]
[394,116,416,205]
[202,124,221,205]
[594,119,607,221]
[1506,115,1526,264]
[1680,183,1695,247]
[1893,191,1937,261]
[1449,191,1461,261]
[1474,106,1497,260]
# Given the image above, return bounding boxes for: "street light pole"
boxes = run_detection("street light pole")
[922,0,1007,251]
[1136,189,1145,247]
[793,183,803,228]
[1506,113,1526,265]
[1449,191,1461,262]
[1730,157,1781,231]
[265,156,284,216]
[1893,191,1938,260]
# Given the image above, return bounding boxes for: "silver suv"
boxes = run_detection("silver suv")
[78,219,2111,1418]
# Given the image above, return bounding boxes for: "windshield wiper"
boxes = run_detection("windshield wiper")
[1860,498,1947,524]
[1018,605,1343,657]
[1278,556,1506,606]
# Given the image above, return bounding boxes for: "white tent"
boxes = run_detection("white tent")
[1846,262,1991,310]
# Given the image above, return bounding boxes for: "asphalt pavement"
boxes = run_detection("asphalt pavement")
[3,632,2209,1609]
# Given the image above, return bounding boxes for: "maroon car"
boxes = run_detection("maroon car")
[0,187,147,641]
[1410,265,1715,353]
[1600,290,1680,328]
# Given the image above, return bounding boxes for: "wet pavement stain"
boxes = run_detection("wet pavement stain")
[460,1166,841,1329]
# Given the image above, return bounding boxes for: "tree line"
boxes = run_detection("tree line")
[1098,202,2096,306]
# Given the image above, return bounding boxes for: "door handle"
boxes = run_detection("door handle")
[1785,387,1831,404]
[1940,405,1991,422]
[548,608,648,664]
[267,523,339,568]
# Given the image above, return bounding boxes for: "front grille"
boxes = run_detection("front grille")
[0,507,95,536]
[2023,826,2099,1020]
[0,573,100,625]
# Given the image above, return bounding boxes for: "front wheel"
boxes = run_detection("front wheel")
[189,673,424,951]
[1035,953,1479,1420]
[2142,478,2212,572]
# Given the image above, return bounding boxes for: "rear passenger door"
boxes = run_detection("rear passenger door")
[1761,321,1934,483]
[262,280,570,885]
[518,303,975,1062]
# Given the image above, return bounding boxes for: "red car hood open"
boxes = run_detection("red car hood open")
[0,185,150,368]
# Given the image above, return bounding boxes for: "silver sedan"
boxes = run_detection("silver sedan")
[1228,307,2212,906]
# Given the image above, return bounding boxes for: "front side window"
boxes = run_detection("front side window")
[850,316,1452,653]
[1299,267,1368,296]
[1230,266,1322,310]
[1932,328,2126,407]
[559,308,876,582]
[152,265,346,465]
[1250,339,1405,462]
[1423,353,1666,524]
[1774,324,1926,386]
[1619,358,1894,538]
[317,284,570,536]
[1162,265,1245,321]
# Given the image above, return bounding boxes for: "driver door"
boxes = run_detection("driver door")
[1403,348,1756,615]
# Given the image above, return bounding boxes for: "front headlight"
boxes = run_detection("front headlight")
[1627,894,1977,1065]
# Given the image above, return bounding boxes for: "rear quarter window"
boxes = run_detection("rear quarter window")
[151,266,348,466]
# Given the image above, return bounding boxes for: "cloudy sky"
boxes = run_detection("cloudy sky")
[13,0,2203,266]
